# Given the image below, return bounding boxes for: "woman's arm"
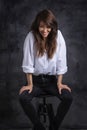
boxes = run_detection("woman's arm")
[56,30,67,75]
[57,74,63,86]
[19,73,33,94]
[22,32,35,74]
[26,73,33,85]
[19,32,35,95]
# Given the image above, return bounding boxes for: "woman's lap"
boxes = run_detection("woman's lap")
[19,83,72,102]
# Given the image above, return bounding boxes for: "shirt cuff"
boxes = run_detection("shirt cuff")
[56,67,68,75]
[22,66,34,73]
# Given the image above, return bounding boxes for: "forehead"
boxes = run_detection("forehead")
[39,21,46,25]
[39,21,51,28]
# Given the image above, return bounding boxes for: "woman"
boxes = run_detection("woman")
[19,9,73,130]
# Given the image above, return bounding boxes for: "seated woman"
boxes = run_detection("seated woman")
[19,9,73,130]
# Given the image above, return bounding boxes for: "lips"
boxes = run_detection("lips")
[43,33,48,35]
[40,31,49,38]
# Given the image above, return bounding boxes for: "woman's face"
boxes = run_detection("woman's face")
[39,21,51,39]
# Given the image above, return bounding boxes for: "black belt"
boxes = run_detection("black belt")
[33,74,56,80]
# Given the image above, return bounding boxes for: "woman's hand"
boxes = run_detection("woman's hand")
[57,83,71,94]
[19,84,33,95]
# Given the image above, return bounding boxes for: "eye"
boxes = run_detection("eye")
[47,26,51,29]
[39,25,44,28]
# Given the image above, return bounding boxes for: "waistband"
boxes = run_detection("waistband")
[33,74,56,79]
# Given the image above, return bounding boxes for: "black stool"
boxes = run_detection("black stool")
[37,94,55,129]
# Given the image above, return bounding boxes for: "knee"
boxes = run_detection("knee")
[61,89,73,104]
[19,92,24,103]
[62,96,73,108]
[19,90,31,104]
[19,92,25,105]
[64,94,73,104]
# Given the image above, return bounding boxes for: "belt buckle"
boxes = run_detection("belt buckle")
[42,74,45,80]
[42,75,46,82]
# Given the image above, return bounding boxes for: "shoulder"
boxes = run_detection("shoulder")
[56,30,66,48]
[25,31,35,40]
[56,30,62,42]
[57,29,63,37]
[57,30,65,41]
[23,31,35,49]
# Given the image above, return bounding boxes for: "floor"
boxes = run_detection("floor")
[0,127,87,130]
[0,128,87,130]
[1,121,85,130]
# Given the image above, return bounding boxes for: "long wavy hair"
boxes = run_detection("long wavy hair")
[31,9,58,59]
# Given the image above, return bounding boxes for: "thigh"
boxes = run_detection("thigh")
[59,89,73,101]
[44,83,72,101]
[19,85,45,101]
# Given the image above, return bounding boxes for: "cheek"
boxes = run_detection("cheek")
[39,27,43,32]
[48,28,51,32]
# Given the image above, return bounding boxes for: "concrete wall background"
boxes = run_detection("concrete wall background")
[0,0,87,129]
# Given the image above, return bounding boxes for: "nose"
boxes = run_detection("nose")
[43,27,47,32]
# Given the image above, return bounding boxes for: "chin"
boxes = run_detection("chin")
[43,35,48,38]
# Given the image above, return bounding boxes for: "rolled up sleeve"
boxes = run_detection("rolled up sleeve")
[56,30,68,75]
[22,32,35,73]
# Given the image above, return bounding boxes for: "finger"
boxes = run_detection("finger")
[28,90,31,93]
[19,86,25,94]
[68,88,71,92]
[66,86,71,92]
[19,88,24,94]
[19,87,27,94]
[29,90,32,93]
[65,86,71,92]
[19,89,22,95]
[59,88,62,94]
[28,88,32,93]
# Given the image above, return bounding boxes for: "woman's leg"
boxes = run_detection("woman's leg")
[54,89,73,129]
[45,84,73,130]
[19,86,45,130]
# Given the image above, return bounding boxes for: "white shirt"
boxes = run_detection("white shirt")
[22,30,68,75]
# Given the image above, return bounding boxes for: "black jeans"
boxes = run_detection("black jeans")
[19,75,73,129]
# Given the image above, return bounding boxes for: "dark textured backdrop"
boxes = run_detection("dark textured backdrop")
[0,0,87,129]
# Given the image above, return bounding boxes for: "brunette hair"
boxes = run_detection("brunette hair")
[31,9,58,58]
